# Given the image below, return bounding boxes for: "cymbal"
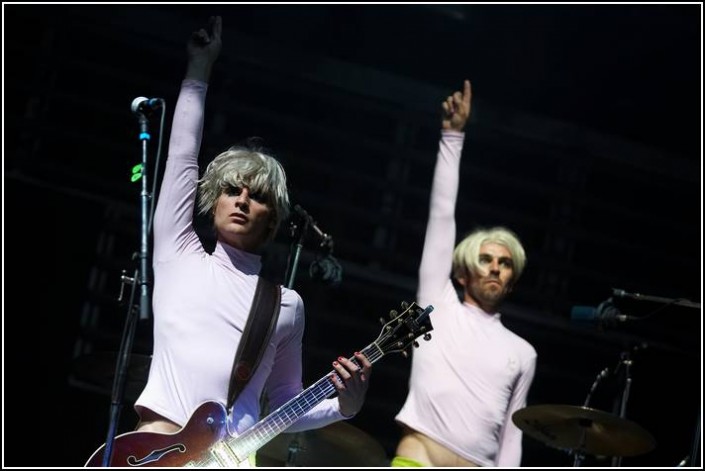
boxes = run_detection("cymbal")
[71,352,151,402]
[512,404,656,457]
[256,421,388,467]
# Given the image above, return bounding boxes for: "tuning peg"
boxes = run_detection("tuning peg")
[388,309,398,319]
[423,333,432,341]
[400,350,409,359]
[413,341,419,348]
[400,301,409,310]
[379,317,386,325]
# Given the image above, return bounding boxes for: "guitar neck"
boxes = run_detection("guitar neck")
[226,342,384,460]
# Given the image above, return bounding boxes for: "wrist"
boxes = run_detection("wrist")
[185,60,214,83]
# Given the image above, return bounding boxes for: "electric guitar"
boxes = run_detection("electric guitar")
[85,301,433,467]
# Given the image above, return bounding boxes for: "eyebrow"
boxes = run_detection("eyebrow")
[479,253,512,259]
[479,254,514,263]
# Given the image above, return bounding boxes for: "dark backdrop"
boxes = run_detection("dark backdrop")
[3,4,701,468]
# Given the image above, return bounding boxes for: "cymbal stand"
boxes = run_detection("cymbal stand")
[570,367,609,467]
[611,348,634,467]
[583,367,610,407]
[285,435,302,467]
[689,413,700,466]
[572,425,588,467]
[572,451,585,467]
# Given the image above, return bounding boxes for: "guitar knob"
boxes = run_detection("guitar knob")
[423,333,432,341]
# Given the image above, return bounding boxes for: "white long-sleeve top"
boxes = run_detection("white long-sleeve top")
[134,79,346,435]
[395,130,537,466]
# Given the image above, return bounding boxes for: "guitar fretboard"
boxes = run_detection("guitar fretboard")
[226,342,384,460]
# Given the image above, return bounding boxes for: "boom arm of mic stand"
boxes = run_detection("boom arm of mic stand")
[612,289,701,309]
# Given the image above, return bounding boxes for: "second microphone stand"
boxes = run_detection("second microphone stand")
[283,205,332,289]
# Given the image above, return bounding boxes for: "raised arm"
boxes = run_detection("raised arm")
[153,16,223,261]
[417,80,472,305]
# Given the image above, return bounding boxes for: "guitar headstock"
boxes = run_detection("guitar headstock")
[375,301,434,358]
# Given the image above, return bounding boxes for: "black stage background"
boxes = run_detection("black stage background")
[4,4,702,468]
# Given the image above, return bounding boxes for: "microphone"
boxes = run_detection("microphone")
[570,299,639,326]
[612,288,701,309]
[131,97,163,115]
[293,204,333,250]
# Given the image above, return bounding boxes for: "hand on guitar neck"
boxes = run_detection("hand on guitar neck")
[85,301,434,467]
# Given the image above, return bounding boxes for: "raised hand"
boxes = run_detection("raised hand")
[441,79,472,132]
[186,15,223,83]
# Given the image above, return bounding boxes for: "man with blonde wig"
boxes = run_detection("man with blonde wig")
[393,81,537,467]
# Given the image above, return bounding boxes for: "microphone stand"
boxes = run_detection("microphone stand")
[612,288,701,465]
[284,205,333,289]
[284,214,309,289]
[264,212,309,418]
[101,112,153,466]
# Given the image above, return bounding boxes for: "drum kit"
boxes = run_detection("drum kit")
[511,342,659,466]
[73,352,659,467]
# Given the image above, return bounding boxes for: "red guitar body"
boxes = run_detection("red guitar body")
[85,402,235,467]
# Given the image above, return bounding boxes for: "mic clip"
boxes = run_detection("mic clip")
[131,97,163,116]
[596,298,620,329]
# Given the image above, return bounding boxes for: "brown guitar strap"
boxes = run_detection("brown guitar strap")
[226,276,281,412]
